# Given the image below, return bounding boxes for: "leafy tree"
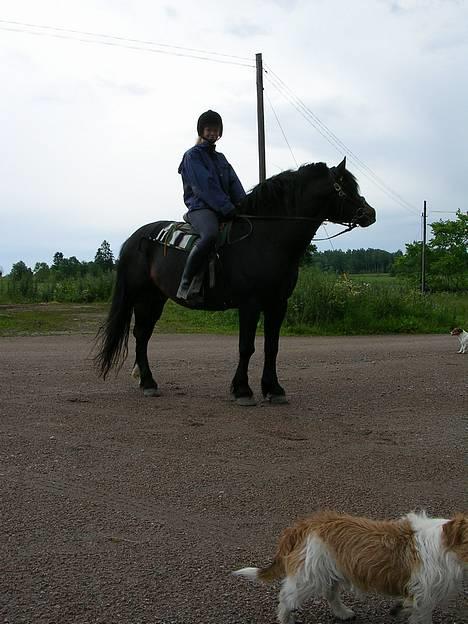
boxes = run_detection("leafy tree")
[94,240,114,271]
[61,256,82,278]
[431,211,467,250]
[33,262,50,280]
[300,244,318,266]
[393,211,468,290]
[390,242,422,277]
[8,261,34,298]
[52,252,64,268]
[10,261,33,281]
[51,253,84,278]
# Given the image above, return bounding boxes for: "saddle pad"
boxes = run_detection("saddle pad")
[148,220,232,253]
[150,222,198,252]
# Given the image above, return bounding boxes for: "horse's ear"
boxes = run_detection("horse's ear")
[336,156,346,172]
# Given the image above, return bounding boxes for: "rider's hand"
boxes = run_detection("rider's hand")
[223,208,236,221]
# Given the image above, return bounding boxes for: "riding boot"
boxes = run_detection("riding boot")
[176,243,207,300]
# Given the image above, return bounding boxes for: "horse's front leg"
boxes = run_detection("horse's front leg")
[231,301,261,406]
[261,299,288,404]
[132,293,166,397]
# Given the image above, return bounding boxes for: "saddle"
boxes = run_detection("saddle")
[147,218,233,302]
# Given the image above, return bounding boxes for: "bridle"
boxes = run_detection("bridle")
[231,178,368,244]
[331,181,368,228]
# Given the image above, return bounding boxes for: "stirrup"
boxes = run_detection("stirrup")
[177,272,203,301]
[176,281,191,300]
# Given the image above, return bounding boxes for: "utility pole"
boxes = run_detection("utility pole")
[421,200,427,294]
[256,52,266,183]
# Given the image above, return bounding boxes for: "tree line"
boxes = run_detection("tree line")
[303,211,467,291]
[11,240,115,280]
[303,247,401,273]
[1,212,466,303]
[1,241,115,302]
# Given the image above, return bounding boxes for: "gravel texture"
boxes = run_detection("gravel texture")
[0,333,466,623]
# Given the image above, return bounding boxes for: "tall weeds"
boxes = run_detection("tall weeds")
[284,269,462,334]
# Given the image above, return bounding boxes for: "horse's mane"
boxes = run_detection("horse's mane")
[240,162,359,217]
[240,162,328,216]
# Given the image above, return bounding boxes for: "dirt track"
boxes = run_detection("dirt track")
[1,333,466,623]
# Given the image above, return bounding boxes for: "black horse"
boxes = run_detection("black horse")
[94,158,376,405]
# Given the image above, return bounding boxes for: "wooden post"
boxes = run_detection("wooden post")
[256,53,266,183]
[421,200,427,294]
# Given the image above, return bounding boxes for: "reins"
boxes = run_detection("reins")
[228,213,357,245]
[236,214,322,222]
[311,224,357,241]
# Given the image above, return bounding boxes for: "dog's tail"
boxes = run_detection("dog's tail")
[232,522,308,583]
[232,559,285,583]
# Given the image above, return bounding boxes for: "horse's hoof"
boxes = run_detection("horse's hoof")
[389,603,403,617]
[232,395,257,407]
[143,387,161,397]
[131,364,140,379]
[263,393,289,405]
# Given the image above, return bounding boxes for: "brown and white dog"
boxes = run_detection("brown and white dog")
[233,510,467,624]
[451,327,468,354]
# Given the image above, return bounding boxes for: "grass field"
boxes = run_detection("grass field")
[0,273,466,337]
[0,302,239,337]
[0,303,108,336]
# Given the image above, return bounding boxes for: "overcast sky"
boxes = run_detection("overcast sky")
[1,0,467,274]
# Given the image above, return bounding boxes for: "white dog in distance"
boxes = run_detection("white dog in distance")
[451,327,467,353]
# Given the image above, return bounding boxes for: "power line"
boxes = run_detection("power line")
[0,18,252,61]
[265,71,418,215]
[265,91,298,168]
[264,64,419,213]
[265,90,335,248]
[0,21,255,68]
[265,66,402,192]
[264,66,420,216]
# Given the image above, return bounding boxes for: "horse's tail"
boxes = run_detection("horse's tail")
[94,257,134,379]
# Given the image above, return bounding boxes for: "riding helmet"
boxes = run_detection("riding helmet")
[197,110,223,137]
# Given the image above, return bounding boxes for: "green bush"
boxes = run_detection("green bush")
[285,269,462,334]
[0,273,115,304]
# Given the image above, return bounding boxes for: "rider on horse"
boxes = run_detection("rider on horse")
[176,110,246,300]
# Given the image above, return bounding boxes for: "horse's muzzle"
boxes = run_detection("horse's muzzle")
[355,197,376,227]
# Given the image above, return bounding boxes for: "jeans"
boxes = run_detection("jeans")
[187,208,219,256]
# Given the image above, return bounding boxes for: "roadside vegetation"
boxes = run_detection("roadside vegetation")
[1,212,466,337]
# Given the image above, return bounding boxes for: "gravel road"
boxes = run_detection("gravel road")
[1,333,466,623]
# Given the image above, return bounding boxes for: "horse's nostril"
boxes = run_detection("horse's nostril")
[359,210,376,227]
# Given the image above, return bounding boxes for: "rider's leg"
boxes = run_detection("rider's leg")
[176,209,218,300]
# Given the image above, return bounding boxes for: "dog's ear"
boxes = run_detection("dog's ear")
[443,514,467,549]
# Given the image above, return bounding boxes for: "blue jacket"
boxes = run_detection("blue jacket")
[178,142,246,217]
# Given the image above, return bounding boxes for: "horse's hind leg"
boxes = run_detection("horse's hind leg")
[132,290,167,397]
